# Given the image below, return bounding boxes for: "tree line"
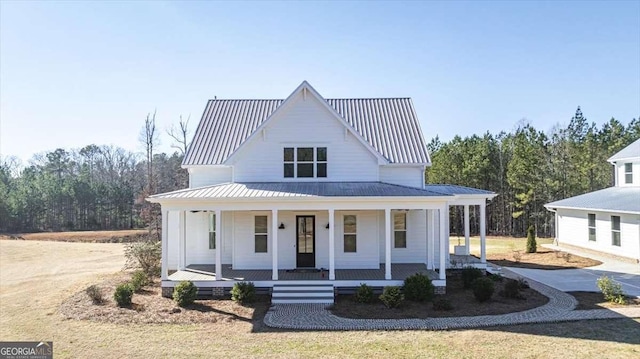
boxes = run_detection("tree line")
[426,107,639,238]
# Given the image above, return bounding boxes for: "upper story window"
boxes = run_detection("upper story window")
[624,163,633,184]
[283,147,327,178]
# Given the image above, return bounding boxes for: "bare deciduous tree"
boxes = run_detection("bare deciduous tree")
[167,114,191,155]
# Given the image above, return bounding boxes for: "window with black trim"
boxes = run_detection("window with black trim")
[394,212,407,248]
[255,216,268,253]
[283,147,327,178]
[611,216,621,246]
[588,213,596,241]
[343,215,357,253]
[625,163,633,184]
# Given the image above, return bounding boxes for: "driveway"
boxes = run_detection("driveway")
[503,244,640,297]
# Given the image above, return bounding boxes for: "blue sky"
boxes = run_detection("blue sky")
[1,0,639,163]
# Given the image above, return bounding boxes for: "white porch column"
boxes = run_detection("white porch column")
[439,205,446,280]
[161,209,169,280]
[464,205,470,255]
[426,210,433,270]
[215,209,222,281]
[445,205,450,263]
[178,210,186,270]
[480,202,487,263]
[328,209,335,280]
[385,208,392,280]
[429,209,436,270]
[272,209,278,280]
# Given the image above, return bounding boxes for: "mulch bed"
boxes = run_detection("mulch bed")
[569,291,640,310]
[59,272,270,324]
[487,249,602,270]
[330,274,549,319]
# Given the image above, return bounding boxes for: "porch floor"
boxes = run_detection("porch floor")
[168,263,438,282]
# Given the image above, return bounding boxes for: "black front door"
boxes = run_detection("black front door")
[296,215,315,268]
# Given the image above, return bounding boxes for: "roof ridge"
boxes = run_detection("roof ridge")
[206,97,413,101]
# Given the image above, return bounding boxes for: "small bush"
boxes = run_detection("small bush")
[432,297,453,311]
[403,273,435,302]
[472,277,495,302]
[354,283,374,303]
[526,225,537,253]
[114,283,133,307]
[517,277,530,289]
[124,239,161,278]
[500,280,523,299]
[231,282,255,304]
[461,267,484,289]
[512,250,522,263]
[597,275,626,304]
[379,286,404,308]
[86,285,104,304]
[173,281,197,307]
[130,270,150,293]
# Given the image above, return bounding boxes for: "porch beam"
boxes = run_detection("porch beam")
[178,210,186,270]
[161,209,169,280]
[385,208,392,280]
[272,209,278,280]
[439,205,446,280]
[215,209,222,281]
[328,209,335,280]
[480,202,486,263]
[464,204,470,255]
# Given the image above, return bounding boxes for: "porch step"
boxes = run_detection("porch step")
[271,283,334,304]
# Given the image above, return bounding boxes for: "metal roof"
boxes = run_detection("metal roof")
[149,182,450,200]
[608,138,640,162]
[183,97,430,165]
[425,184,495,196]
[545,186,640,214]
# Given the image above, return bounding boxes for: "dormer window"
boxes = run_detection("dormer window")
[625,163,633,184]
[283,147,327,178]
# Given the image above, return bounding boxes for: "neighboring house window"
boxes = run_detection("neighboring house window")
[209,213,216,249]
[394,212,407,248]
[255,216,268,253]
[283,147,327,178]
[588,214,596,241]
[625,163,633,184]
[611,216,621,246]
[343,215,357,253]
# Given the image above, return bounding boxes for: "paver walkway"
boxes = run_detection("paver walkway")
[264,269,640,330]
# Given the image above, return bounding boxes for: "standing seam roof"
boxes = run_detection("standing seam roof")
[183,98,431,165]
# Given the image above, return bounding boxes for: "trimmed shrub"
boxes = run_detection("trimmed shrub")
[461,267,484,289]
[517,277,530,289]
[124,240,161,278]
[86,285,104,305]
[472,277,494,302]
[526,225,537,253]
[500,279,523,299]
[173,281,197,307]
[354,283,374,303]
[597,275,626,304]
[231,282,256,304]
[403,273,435,302]
[114,283,133,307]
[432,297,453,311]
[379,286,404,308]
[130,270,150,293]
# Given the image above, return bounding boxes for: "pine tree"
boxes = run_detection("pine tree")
[526,225,537,253]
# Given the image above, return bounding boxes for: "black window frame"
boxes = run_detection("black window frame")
[254,215,268,253]
[282,146,328,178]
[343,215,357,253]
[588,213,596,241]
[394,212,407,248]
[624,163,633,184]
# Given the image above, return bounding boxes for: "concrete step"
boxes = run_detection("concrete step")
[272,291,334,298]
[272,283,334,304]
[271,298,334,304]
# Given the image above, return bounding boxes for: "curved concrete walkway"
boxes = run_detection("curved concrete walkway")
[264,270,640,331]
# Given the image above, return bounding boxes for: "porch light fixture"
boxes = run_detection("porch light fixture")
[279,222,285,229]
[325,223,330,229]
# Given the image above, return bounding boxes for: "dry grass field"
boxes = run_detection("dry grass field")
[1,237,639,358]
[0,229,148,243]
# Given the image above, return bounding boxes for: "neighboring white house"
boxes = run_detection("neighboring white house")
[148,81,496,302]
[545,138,640,263]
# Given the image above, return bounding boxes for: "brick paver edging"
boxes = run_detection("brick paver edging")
[263,270,640,331]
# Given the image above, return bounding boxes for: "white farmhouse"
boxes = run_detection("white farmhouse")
[545,138,640,263]
[148,81,496,303]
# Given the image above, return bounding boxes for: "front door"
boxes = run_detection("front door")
[296,215,315,268]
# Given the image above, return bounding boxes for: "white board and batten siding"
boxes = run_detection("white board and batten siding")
[379,166,424,188]
[614,161,640,187]
[189,167,232,188]
[557,208,640,261]
[229,91,380,182]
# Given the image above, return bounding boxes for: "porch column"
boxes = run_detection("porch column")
[161,209,169,280]
[429,209,436,270]
[480,202,486,263]
[178,210,186,270]
[215,209,222,281]
[328,209,335,280]
[385,208,392,280]
[464,205,470,255]
[439,205,446,280]
[445,205,450,263]
[272,209,278,280]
